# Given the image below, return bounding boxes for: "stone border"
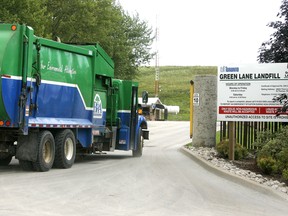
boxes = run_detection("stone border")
[180,146,288,201]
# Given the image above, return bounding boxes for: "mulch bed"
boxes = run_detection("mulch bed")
[232,158,288,186]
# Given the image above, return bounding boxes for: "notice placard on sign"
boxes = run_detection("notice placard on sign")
[217,63,288,122]
[193,93,200,106]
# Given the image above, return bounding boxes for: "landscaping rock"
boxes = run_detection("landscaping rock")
[186,146,288,195]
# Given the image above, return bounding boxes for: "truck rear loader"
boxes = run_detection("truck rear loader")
[0,24,149,171]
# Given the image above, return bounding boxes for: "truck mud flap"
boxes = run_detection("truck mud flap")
[16,133,38,162]
[142,129,149,140]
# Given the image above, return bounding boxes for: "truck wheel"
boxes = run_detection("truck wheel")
[33,130,55,172]
[0,142,13,166]
[53,129,76,169]
[0,155,12,166]
[133,128,143,157]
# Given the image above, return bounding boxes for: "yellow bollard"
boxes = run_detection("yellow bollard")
[190,80,194,138]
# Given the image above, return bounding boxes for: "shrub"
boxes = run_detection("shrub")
[257,156,277,174]
[216,139,248,160]
[253,130,276,149]
[254,125,288,178]
[282,169,288,181]
[216,140,229,158]
[275,148,288,172]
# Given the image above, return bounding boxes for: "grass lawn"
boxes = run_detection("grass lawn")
[134,66,217,120]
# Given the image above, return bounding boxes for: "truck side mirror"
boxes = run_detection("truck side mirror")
[142,91,148,104]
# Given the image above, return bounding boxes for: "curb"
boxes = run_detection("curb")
[180,146,288,201]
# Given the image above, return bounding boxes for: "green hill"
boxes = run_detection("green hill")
[134,66,217,120]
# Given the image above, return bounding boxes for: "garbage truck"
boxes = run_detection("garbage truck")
[0,24,149,171]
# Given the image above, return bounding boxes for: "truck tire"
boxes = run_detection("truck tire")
[0,142,13,166]
[0,155,12,166]
[133,128,143,157]
[33,130,55,172]
[53,129,76,169]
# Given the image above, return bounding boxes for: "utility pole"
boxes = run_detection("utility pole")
[154,17,160,97]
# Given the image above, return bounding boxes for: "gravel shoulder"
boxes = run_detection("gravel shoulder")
[181,146,288,201]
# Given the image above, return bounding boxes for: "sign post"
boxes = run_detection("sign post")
[228,121,235,160]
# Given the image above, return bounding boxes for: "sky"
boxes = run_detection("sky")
[117,0,283,66]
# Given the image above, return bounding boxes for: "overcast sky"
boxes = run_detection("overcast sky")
[117,0,283,66]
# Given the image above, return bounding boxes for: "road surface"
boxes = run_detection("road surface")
[0,121,287,216]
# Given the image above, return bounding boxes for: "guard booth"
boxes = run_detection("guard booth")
[138,97,168,121]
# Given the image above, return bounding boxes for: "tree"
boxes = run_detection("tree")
[0,0,49,37]
[111,11,155,79]
[44,0,154,79]
[258,0,288,63]
[45,0,100,42]
[0,0,154,79]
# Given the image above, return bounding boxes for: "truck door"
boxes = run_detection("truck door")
[129,86,138,149]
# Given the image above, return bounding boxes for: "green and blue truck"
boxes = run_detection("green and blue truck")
[0,24,149,171]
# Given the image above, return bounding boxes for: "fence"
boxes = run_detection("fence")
[219,121,283,149]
